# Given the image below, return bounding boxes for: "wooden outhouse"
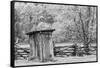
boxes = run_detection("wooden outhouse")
[26,29,55,62]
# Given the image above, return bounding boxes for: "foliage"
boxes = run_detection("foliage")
[14,2,97,45]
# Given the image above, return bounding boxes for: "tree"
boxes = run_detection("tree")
[74,7,97,54]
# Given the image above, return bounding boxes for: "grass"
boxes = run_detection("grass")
[15,55,96,66]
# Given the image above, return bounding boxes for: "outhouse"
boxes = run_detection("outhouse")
[26,29,55,62]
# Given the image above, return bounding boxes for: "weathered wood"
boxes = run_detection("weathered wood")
[29,35,37,59]
[27,29,55,62]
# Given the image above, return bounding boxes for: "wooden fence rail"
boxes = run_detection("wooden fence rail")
[15,45,97,60]
[54,46,97,57]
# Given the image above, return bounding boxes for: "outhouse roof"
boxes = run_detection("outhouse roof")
[26,29,55,35]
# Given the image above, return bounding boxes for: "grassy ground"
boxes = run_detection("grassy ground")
[15,55,97,66]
